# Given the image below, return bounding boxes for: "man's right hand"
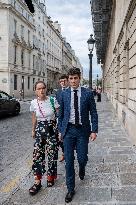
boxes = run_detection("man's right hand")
[58,132,62,141]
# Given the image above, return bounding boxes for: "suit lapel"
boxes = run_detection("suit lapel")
[66,88,71,112]
[80,87,86,114]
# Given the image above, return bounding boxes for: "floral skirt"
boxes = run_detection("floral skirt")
[32,120,59,180]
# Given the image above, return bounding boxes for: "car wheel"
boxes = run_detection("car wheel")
[13,104,20,115]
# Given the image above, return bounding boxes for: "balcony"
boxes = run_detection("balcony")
[27,41,33,51]
[12,33,21,45]
[21,36,27,48]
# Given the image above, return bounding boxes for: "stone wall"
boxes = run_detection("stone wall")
[103,0,136,143]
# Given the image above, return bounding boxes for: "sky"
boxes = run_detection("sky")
[46,0,102,80]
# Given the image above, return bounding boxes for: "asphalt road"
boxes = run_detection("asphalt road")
[0,102,33,204]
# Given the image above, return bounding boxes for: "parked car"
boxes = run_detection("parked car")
[0,91,20,116]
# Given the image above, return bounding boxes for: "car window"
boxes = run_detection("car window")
[0,93,9,100]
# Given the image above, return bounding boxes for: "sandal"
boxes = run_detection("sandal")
[47,180,54,187]
[29,181,42,195]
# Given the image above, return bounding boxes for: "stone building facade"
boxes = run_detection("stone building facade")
[46,18,62,90]
[32,0,47,90]
[62,39,83,80]
[0,0,83,98]
[62,39,73,74]
[91,0,136,143]
[0,0,34,98]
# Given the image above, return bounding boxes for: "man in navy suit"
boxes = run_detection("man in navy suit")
[56,74,69,162]
[58,68,98,203]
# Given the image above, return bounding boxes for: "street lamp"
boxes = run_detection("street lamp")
[87,34,95,89]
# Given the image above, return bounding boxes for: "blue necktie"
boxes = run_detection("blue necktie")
[74,90,79,125]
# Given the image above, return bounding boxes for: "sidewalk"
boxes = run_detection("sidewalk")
[3,93,136,205]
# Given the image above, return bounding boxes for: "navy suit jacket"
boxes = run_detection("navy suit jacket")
[56,89,63,105]
[58,87,98,138]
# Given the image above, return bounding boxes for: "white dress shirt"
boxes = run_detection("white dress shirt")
[69,86,82,124]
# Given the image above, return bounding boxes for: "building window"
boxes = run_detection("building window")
[14,74,17,90]
[43,43,44,54]
[14,46,17,64]
[29,52,31,68]
[21,50,24,66]
[33,55,35,69]
[28,76,30,89]
[21,25,24,38]
[14,19,17,33]
[28,30,30,42]
[33,78,35,91]
[43,29,44,37]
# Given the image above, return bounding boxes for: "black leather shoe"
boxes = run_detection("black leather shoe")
[65,190,75,203]
[79,167,85,180]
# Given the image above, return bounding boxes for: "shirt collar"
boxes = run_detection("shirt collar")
[71,86,81,92]
[62,86,69,90]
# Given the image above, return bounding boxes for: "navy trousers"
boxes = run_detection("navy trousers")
[63,124,89,192]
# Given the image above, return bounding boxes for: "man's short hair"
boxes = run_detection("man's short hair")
[59,74,68,80]
[68,67,81,77]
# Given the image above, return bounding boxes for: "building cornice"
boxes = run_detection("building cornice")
[0,2,34,29]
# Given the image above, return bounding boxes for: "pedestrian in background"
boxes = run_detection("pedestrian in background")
[56,74,69,162]
[58,68,98,203]
[29,81,59,195]
[92,87,97,97]
[19,89,23,101]
[97,87,101,102]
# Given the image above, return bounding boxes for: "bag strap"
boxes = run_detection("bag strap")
[50,96,55,112]
[37,99,45,118]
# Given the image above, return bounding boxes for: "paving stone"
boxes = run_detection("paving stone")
[104,155,133,164]
[118,162,136,173]
[109,150,135,155]
[112,186,136,201]
[110,146,134,151]
[74,187,111,202]
[119,173,136,185]
[97,142,120,147]
[107,138,129,143]
[87,163,119,174]
[84,173,120,187]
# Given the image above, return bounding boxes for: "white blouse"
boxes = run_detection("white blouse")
[30,97,59,122]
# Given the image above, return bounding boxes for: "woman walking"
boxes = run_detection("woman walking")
[29,81,59,195]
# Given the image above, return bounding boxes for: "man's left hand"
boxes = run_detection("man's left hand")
[90,133,97,141]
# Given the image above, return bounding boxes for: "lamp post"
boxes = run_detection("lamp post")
[87,34,95,89]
